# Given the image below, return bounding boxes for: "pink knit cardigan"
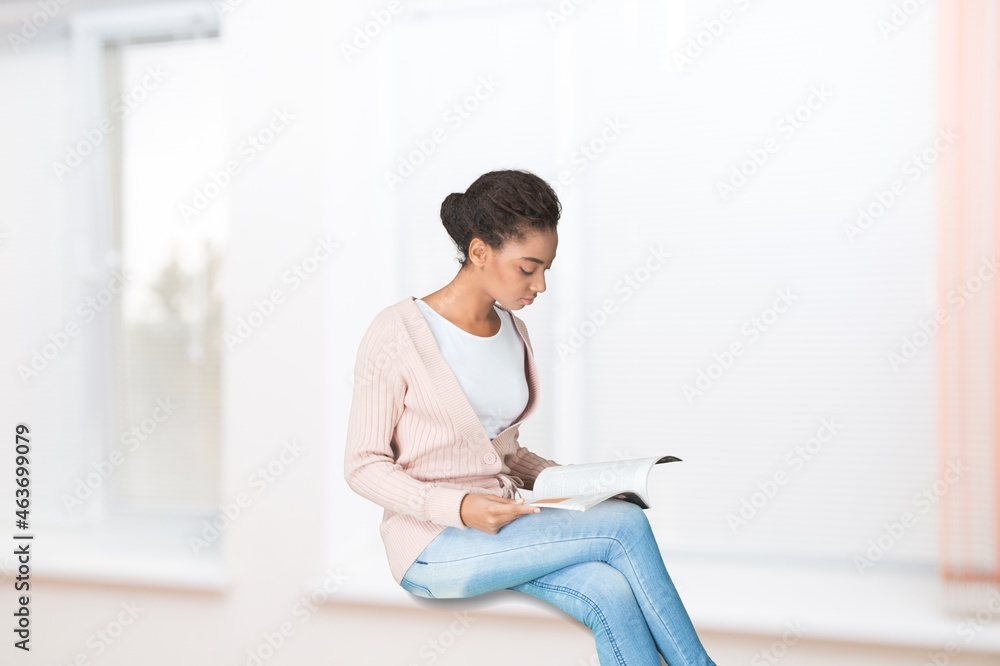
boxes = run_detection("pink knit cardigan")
[344,296,561,585]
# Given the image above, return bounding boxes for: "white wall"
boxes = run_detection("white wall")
[0,0,997,664]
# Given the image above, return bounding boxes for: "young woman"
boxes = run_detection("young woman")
[344,169,716,666]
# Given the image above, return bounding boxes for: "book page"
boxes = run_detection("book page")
[533,456,665,500]
[528,490,621,512]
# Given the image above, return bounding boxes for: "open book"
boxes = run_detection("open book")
[521,455,681,512]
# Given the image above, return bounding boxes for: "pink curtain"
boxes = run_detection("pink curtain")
[937,0,1000,594]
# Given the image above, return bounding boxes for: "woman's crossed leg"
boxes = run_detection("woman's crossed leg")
[399,499,716,666]
[510,560,662,665]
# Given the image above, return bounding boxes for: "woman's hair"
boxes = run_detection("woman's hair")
[440,169,561,268]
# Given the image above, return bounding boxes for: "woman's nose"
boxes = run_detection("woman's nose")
[532,274,546,294]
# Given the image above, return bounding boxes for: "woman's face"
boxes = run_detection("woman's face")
[478,228,557,310]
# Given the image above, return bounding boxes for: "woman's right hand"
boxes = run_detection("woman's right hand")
[459,493,540,534]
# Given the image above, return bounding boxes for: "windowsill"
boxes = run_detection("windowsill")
[321,535,1000,653]
[667,551,1000,653]
[1,513,229,592]
[319,539,570,620]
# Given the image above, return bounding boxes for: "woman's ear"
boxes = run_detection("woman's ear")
[468,237,489,268]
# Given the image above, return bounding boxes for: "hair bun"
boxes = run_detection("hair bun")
[439,170,560,269]
[441,192,465,235]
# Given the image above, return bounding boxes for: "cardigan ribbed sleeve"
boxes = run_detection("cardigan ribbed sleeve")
[504,445,560,491]
[344,313,470,530]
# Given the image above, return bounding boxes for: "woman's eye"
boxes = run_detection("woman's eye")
[520,268,533,276]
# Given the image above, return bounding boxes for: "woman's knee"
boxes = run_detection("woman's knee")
[598,499,653,539]
[559,562,640,629]
[594,498,646,518]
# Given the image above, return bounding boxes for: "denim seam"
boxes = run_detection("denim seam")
[606,539,689,665]
[401,578,435,598]
[526,577,627,666]
[419,535,618,565]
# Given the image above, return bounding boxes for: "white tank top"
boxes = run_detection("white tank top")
[414,298,530,439]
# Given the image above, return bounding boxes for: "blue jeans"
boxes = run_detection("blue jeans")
[400,499,716,666]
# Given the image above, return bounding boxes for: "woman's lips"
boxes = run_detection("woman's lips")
[521,298,534,304]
